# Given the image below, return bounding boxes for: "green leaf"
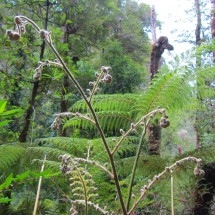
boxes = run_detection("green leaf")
[0,173,14,190]
[0,100,7,114]
[0,120,12,127]
[0,197,13,203]
[0,109,22,119]
[14,170,31,182]
[4,173,14,188]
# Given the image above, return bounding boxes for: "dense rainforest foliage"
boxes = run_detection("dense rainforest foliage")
[0,0,214,214]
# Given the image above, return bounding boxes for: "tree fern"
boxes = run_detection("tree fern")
[64,111,134,134]
[134,69,193,117]
[70,94,140,113]
[0,145,25,171]
[34,137,88,157]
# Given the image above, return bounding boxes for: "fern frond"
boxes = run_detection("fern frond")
[64,111,134,133]
[59,154,112,214]
[27,146,68,160]
[134,70,193,118]
[0,145,25,171]
[34,137,89,157]
[32,159,60,169]
[117,155,169,179]
[70,94,140,113]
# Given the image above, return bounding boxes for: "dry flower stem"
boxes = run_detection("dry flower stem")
[33,155,46,215]
[16,16,127,214]
[171,170,174,215]
[71,200,110,214]
[89,68,105,103]
[73,158,114,179]
[128,157,203,214]
[111,108,164,155]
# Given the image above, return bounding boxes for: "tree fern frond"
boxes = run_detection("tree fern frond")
[27,146,69,160]
[134,70,193,118]
[0,145,25,171]
[59,154,112,214]
[90,136,139,162]
[34,137,89,157]
[64,111,134,133]
[70,94,140,113]
[32,159,60,169]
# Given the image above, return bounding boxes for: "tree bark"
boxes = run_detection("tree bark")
[211,0,215,60]
[59,74,69,136]
[19,0,50,142]
[194,0,202,149]
[59,24,71,137]
[150,4,157,42]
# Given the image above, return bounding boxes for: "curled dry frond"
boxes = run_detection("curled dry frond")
[7,16,28,41]
[33,59,63,81]
[160,115,170,128]
[128,156,205,215]
[59,154,112,214]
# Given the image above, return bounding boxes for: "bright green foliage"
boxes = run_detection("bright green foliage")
[64,94,140,135]
[134,60,198,116]
[0,145,25,170]
[0,100,22,125]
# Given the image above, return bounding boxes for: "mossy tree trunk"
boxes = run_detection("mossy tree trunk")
[194,0,202,149]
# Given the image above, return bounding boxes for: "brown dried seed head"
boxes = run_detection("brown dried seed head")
[14,16,22,25]
[40,30,49,39]
[160,116,170,128]
[6,30,12,35]
[7,30,20,41]
[101,66,112,73]
[33,72,41,81]
[103,74,112,84]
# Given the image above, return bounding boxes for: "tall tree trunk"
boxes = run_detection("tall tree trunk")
[59,25,70,137]
[59,73,69,136]
[19,0,50,142]
[194,0,202,149]
[211,0,215,59]
[195,0,201,46]
[150,4,157,42]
